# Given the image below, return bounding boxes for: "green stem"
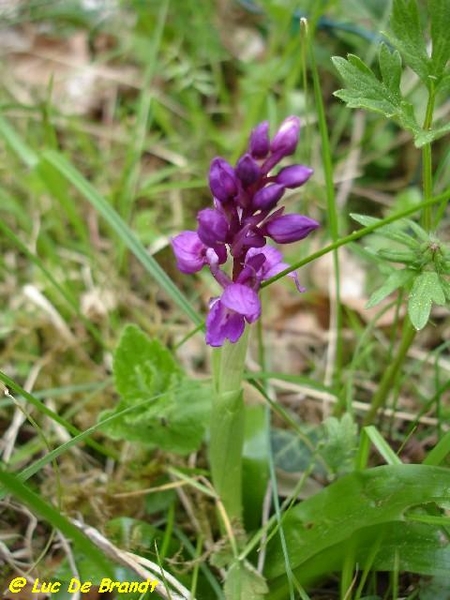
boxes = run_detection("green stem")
[261,187,449,289]
[304,19,343,386]
[421,84,436,231]
[209,330,249,524]
[364,319,416,424]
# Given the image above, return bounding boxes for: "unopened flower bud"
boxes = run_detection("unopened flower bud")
[236,154,261,187]
[265,213,319,243]
[276,165,313,188]
[209,158,238,203]
[270,116,301,158]
[252,183,285,211]
[249,120,270,158]
[197,208,229,246]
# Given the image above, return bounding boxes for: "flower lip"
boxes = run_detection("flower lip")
[205,284,261,346]
[171,231,207,274]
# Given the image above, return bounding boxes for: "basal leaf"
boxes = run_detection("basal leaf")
[265,464,450,591]
[100,378,211,454]
[273,520,450,590]
[408,271,446,330]
[366,268,415,308]
[388,0,431,83]
[100,324,211,454]
[113,324,182,399]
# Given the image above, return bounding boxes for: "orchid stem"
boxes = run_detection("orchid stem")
[209,329,249,525]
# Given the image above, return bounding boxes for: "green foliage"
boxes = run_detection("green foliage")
[352,214,450,330]
[224,561,268,600]
[332,48,420,137]
[100,325,211,455]
[265,464,450,595]
[320,413,358,476]
[333,0,450,146]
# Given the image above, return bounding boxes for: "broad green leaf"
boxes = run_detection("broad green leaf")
[243,404,270,531]
[101,378,211,455]
[100,324,211,454]
[270,520,450,592]
[224,560,268,600]
[408,271,446,330]
[429,0,450,79]
[113,324,181,399]
[333,55,399,116]
[265,464,450,591]
[388,0,431,83]
[366,268,415,308]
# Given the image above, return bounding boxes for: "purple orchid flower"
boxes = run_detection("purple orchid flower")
[171,116,319,346]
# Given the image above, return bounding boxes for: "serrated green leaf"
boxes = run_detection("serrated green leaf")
[101,378,211,454]
[332,55,420,134]
[320,414,358,476]
[388,0,431,83]
[113,324,182,399]
[366,268,415,308]
[440,278,450,301]
[408,271,446,330]
[430,0,450,78]
[100,324,211,454]
[379,43,402,97]
[224,560,268,600]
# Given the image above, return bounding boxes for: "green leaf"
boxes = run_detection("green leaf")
[278,520,450,591]
[100,325,211,454]
[332,55,419,134]
[224,560,268,600]
[378,43,402,97]
[113,324,182,399]
[388,0,431,83]
[242,404,270,531]
[350,214,420,248]
[408,271,446,330]
[320,414,358,476]
[429,0,450,79]
[366,268,415,308]
[414,121,450,147]
[265,464,450,594]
